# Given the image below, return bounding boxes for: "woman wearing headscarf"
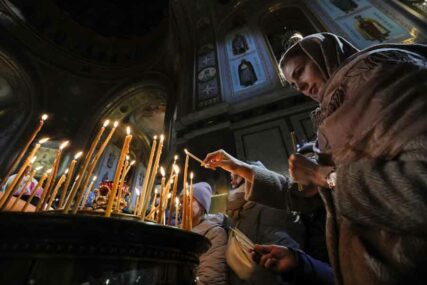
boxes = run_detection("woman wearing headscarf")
[204,33,427,285]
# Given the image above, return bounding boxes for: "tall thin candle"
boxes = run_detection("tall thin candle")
[168,165,180,225]
[59,151,82,208]
[137,136,157,216]
[0,114,48,190]
[22,169,48,212]
[188,172,194,230]
[105,126,132,217]
[45,171,67,210]
[141,135,164,220]
[116,157,129,212]
[81,176,97,210]
[74,121,117,213]
[0,137,47,209]
[157,167,166,223]
[11,165,41,209]
[64,120,108,213]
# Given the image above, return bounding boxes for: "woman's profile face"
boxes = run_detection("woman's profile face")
[282,55,325,101]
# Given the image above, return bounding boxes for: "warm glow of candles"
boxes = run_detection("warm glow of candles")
[105,126,132,217]
[22,167,46,212]
[46,172,67,210]
[0,114,48,191]
[71,121,118,213]
[157,167,166,223]
[35,168,52,211]
[64,120,107,213]
[181,152,189,228]
[168,165,180,225]
[0,139,45,210]
[41,140,68,211]
[175,197,179,227]
[116,158,130,212]
[141,135,164,220]
[58,151,82,208]
[10,166,38,210]
[189,172,194,230]
[137,135,158,216]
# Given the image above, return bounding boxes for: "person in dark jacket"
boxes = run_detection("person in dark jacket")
[226,161,304,285]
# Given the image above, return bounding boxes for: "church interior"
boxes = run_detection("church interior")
[0,0,426,284]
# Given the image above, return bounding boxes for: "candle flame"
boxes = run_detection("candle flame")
[30,156,37,164]
[184,149,188,154]
[60,140,69,150]
[114,121,119,128]
[130,160,136,166]
[174,155,178,161]
[160,134,164,142]
[155,188,158,194]
[126,155,130,161]
[41,114,48,121]
[175,197,179,205]
[190,172,194,179]
[39,137,50,144]
[103,119,110,127]
[135,189,140,196]
[160,167,166,177]
[35,166,43,171]
[46,168,53,174]
[173,165,180,174]
[127,126,131,135]
[64,168,69,174]
[74,151,83,159]
[154,135,158,140]
[167,193,172,199]
[92,176,97,181]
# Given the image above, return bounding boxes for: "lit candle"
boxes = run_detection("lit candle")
[81,175,97,210]
[175,197,179,227]
[115,156,130,212]
[105,126,132,217]
[168,165,180,225]
[11,163,40,210]
[59,151,82,208]
[141,135,164,220]
[73,121,118,213]
[39,140,69,211]
[181,152,189,228]
[137,135,158,216]
[22,168,48,212]
[189,172,194,230]
[157,167,166,223]
[64,119,108,213]
[45,170,67,210]
[0,137,48,209]
[0,114,48,190]
[35,168,53,211]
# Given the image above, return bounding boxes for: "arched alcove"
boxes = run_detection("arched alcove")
[0,42,43,178]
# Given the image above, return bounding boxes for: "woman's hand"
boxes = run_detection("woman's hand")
[251,245,298,273]
[289,154,333,188]
[203,149,254,182]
